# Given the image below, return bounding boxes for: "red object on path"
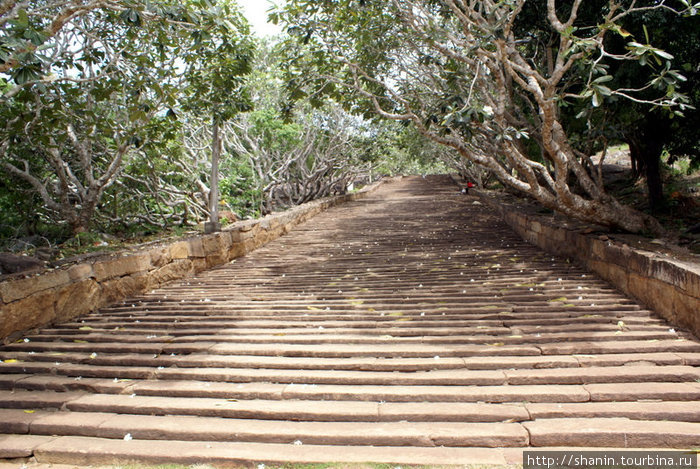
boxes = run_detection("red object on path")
[467,182,474,188]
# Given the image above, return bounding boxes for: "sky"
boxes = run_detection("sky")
[237,0,284,37]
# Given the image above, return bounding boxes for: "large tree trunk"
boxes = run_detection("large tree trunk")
[67,208,92,235]
[64,191,99,235]
[626,122,666,212]
[645,148,664,212]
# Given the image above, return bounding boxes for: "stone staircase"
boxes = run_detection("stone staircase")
[1,175,699,466]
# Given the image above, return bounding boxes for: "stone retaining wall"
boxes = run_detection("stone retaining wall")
[475,190,700,338]
[0,181,386,341]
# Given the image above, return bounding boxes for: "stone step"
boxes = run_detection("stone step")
[3,434,695,467]
[63,393,530,422]
[524,418,700,447]
[585,382,700,401]
[93,296,643,309]
[202,339,700,357]
[1,410,530,447]
[89,305,644,319]
[502,365,700,385]
[82,301,656,313]
[6,350,694,371]
[1,374,135,394]
[0,390,86,409]
[123,294,638,306]
[3,362,698,386]
[54,315,666,330]
[5,391,699,424]
[98,296,641,308]
[43,321,674,337]
[9,330,685,348]
[526,401,700,421]
[132,380,700,403]
[16,435,514,466]
[127,381,592,402]
[0,434,57,460]
[5,341,546,357]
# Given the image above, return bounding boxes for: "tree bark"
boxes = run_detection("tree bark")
[208,116,222,230]
[645,148,664,212]
[626,119,667,212]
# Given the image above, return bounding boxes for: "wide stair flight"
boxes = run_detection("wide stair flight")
[1,176,699,466]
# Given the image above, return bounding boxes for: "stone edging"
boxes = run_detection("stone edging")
[0,180,389,341]
[472,188,700,338]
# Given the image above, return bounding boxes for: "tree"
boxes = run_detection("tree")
[1,0,126,77]
[228,105,371,214]
[277,0,696,235]
[361,121,451,178]
[587,7,699,210]
[514,1,700,211]
[180,0,254,232]
[0,0,251,235]
[1,3,177,233]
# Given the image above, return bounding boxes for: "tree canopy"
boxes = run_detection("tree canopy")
[1,0,255,235]
[275,0,698,235]
[1,0,698,254]
[2,2,433,250]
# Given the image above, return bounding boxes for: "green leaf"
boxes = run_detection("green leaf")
[594,84,612,96]
[16,9,29,28]
[592,75,613,84]
[129,110,147,122]
[654,49,674,60]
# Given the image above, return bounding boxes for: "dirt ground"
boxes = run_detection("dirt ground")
[596,147,700,255]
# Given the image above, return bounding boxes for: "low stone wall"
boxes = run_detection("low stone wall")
[0,181,386,341]
[475,190,700,338]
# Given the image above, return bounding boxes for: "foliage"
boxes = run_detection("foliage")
[228,103,373,213]
[216,40,382,215]
[220,154,262,219]
[367,122,450,177]
[516,1,700,211]
[180,0,254,122]
[594,7,699,209]
[0,0,254,238]
[276,0,698,234]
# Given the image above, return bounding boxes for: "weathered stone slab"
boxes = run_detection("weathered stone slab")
[0,270,70,303]
[525,417,700,447]
[587,260,629,291]
[54,279,101,322]
[148,246,171,268]
[0,434,56,459]
[100,273,149,304]
[627,274,676,324]
[651,258,690,291]
[66,264,93,282]
[93,254,151,282]
[146,259,194,290]
[169,241,189,260]
[0,289,56,338]
[186,238,205,258]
